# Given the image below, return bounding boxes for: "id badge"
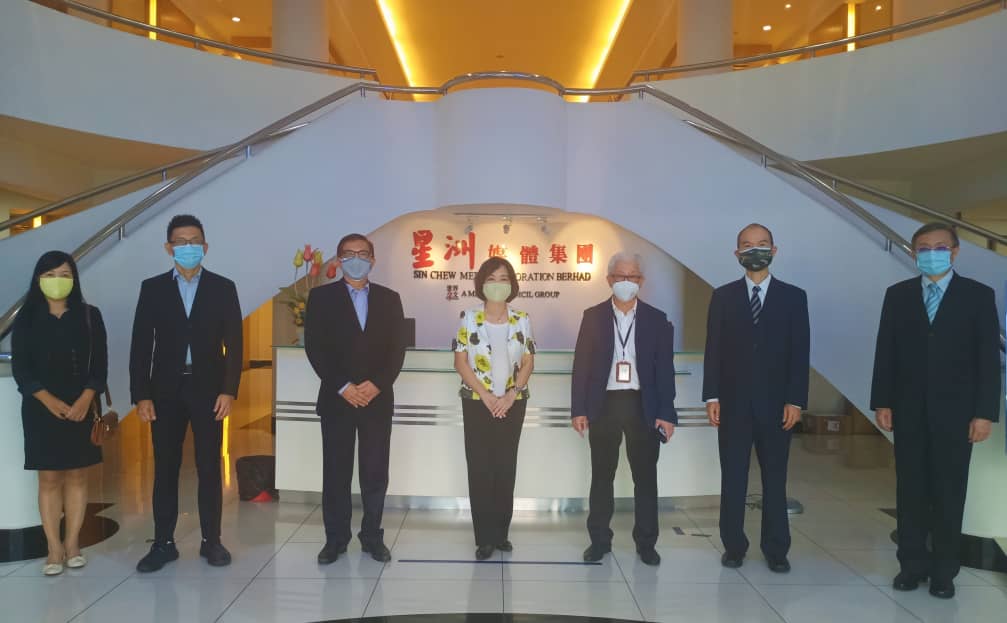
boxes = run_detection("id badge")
[616,361,632,383]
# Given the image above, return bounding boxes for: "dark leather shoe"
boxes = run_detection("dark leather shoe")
[767,557,791,573]
[721,552,744,568]
[199,541,232,567]
[893,570,928,591]
[316,542,347,565]
[583,543,610,562]
[929,579,955,599]
[136,542,179,573]
[361,541,392,562]
[496,540,513,552]
[475,545,495,560]
[638,547,661,566]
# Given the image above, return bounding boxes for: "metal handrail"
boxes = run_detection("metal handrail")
[630,0,1003,82]
[0,123,306,232]
[0,71,920,339]
[48,0,379,78]
[682,120,1007,251]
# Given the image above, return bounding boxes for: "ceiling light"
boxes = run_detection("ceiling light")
[377,0,417,86]
[573,0,632,102]
[538,217,549,235]
[785,3,792,8]
[875,4,882,10]
[762,25,772,31]
[502,217,512,235]
[231,16,240,22]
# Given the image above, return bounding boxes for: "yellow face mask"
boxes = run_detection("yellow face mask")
[39,276,74,301]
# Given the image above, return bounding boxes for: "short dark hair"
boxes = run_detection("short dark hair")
[337,233,374,258]
[737,223,774,248]
[474,257,519,302]
[167,214,205,241]
[911,222,959,248]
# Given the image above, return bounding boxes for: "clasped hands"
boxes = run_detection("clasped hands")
[481,389,517,419]
[342,381,381,408]
[40,390,93,422]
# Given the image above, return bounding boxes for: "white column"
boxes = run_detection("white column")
[676,0,733,71]
[271,0,329,64]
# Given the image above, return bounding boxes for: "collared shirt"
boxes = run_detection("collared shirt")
[173,267,202,365]
[345,280,370,331]
[745,273,772,307]
[921,270,954,311]
[607,299,640,390]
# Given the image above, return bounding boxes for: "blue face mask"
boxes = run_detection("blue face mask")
[341,256,372,280]
[173,244,204,270]
[915,249,952,277]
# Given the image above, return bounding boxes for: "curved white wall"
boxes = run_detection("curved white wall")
[655,11,1007,160]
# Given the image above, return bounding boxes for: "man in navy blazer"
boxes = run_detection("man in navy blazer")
[703,223,809,574]
[572,251,677,566]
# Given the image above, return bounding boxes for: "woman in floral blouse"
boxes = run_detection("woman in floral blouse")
[453,257,535,560]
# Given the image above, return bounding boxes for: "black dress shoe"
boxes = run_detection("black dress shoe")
[583,543,611,562]
[893,570,928,591]
[638,547,661,566]
[361,541,392,562]
[475,545,495,560]
[496,540,513,552]
[929,579,955,599]
[316,542,347,565]
[721,552,744,568]
[136,542,179,573]
[200,541,232,567]
[767,557,791,573]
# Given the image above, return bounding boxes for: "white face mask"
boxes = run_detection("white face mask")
[612,280,639,303]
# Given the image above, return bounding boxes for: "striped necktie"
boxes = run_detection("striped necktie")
[751,285,762,324]
[925,282,941,324]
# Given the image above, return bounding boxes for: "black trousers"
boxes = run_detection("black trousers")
[319,395,393,547]
[151,376,223,543]
[462,398,527,546]
[587,390,660,549]
[893,408,973,582]
[718,403,792,560]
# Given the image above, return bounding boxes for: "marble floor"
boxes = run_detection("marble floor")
[2,369,1005,623]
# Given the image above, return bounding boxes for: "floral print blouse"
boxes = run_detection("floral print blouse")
[452,306,536,400]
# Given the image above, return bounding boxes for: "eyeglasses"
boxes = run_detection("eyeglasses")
[339,250,372,260]
[610,274,643,283]
[169,238,205,247]
[915,245,954,253]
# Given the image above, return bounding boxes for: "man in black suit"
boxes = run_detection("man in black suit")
[703,223,809,574]
[572,251,677,566]
[871,222,1000,599]
[305,233,406,564]
[130,214,243,572]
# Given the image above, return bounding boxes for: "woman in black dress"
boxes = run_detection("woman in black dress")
[11,251,106,576]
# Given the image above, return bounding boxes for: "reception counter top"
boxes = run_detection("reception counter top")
[273,347,719,507]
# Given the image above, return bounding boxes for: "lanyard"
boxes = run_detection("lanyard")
[613,311,635,360]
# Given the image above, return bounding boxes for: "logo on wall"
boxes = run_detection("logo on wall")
[410,229,594,301]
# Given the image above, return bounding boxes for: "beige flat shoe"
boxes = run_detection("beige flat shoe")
[66,554,87,569]
[43,562,64,576]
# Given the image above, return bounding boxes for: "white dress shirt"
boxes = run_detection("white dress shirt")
[606,300,640,390]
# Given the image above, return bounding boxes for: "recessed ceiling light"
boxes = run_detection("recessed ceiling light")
[231,16,241,22]
[874,4,882,10]
[785,3,792,8]
[762,25,772,31]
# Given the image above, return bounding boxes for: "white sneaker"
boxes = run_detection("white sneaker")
[43,562,64,576]
[66,554,87,569]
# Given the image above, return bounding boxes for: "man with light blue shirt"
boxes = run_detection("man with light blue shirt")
[871,222,1000,599]
[305,234,406,565]
[130,214,243,572]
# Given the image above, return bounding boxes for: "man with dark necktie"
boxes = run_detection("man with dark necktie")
[305,233,406,564]
[871,222,1000,599]
[704,223,809,574]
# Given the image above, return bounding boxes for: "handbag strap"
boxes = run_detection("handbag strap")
[82,305,114,408]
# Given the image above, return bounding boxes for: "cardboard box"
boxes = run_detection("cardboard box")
[801,413,852,435]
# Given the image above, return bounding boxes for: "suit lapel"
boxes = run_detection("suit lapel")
[759,276,778,324]
[188,269,209,321]
[337,281,363,334]
[601,301,616,365]
[163,270,188,322]
[930,273,958,329]
[633,301,647,361]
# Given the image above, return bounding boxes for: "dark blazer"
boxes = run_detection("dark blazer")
[129,269,243,403]
[702,277,810,415]
[304,280,407,415]
[870,273,1001,425]
[571,299,677,427]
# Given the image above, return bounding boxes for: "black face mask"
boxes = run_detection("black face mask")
[738,247,773,271]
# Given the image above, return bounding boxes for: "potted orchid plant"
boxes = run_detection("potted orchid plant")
[279,244,338,344]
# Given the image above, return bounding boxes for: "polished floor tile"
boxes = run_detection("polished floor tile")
[380,543,503,581]
[792,518,898,551]
[0,575,126,623]
[366,579,503,617]
[73,577,251,623]
[614,543,747,585]
[504,579,643,620]
[736,545,869,586]
[754,585,920,623]
[218,578,376,622]
[257,540,386,579]
[502,543,625,582]
[631,582,785,622]
[880,585,1007,622]
[829,549,990,587]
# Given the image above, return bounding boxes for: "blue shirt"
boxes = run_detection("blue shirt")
[921,270,954,313]
[173,268,202,365]
[345,280,369,331]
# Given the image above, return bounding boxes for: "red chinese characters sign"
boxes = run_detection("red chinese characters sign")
[412,229,595,269]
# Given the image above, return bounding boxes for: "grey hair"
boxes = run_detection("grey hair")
[607,251,645,276]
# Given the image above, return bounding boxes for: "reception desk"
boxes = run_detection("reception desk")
[273,347,719,507]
